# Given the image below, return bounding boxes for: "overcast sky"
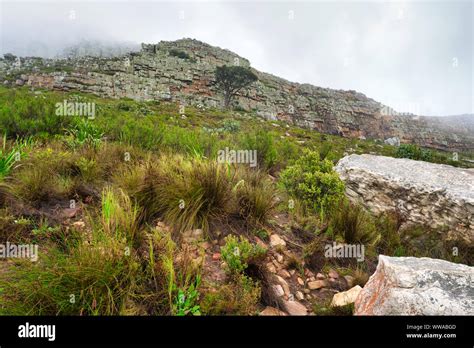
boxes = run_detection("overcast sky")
[0,0,472,116]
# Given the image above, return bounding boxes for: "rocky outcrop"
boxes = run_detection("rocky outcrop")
[1,38,473,152]
[335,154,474,243]
[354,255,474,315]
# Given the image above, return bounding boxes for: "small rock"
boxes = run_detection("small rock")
[267,262,277,273]
[304,269,314,277]
[297,277,304,286]
[283,300,308,316]
[275,253,284,263]
[270,234,286,248]
[296,291,305,301]
[276,275,291,295]
[308,280,327,290]
[289,269,296,276]
[278,269,291,278]
[272,285,285,297]
[331,285,362,307]
[212,253,221,261]
[316,273,326,280]
[63,208,78,219]
[303,289,310,294]
[259,306,287,316]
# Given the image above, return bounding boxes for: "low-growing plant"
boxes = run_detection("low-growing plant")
[173,275,201,316]
[220,235,266,274]
[329,201,381,246]
[200,274,261,315]
[240,130,277,170]
[67,118,103,148]
[234,169,278,225]
[137,157,232,233]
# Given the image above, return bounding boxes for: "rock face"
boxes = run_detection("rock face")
[335,154,474,242]
[1,38,473,152]
[354,255,474,315]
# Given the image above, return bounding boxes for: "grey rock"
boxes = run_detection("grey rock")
[335,154,474,242]
[354,255,474,315]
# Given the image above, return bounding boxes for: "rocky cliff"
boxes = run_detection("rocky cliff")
[1,38,473,151]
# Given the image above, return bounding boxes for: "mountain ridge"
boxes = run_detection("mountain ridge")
[1,37,473,152]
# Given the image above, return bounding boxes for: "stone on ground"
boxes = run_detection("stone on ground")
[354,255,474,315]
[330,285,362,307]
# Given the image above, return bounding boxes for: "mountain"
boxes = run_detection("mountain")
[1,38,473,152]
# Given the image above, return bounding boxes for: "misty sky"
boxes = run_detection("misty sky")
[0,0,472,116]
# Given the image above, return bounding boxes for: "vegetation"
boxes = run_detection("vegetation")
[280,150,345,218]
[0,85,470,316]
[220,235,266,274]
[396,144,433,161]
[215,65,258,109]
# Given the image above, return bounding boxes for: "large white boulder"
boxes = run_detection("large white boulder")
[335,154,474,242]
[354,255,474,315]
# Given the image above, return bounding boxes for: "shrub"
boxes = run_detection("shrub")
[220,235,266,274]
[280,149,345,217]
[199,274,260,315]
[173,275,201,316]
[169,49,192,60]
[396,144,433,161]
[221,119,240,133]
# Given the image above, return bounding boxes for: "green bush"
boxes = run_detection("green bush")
[169,49,192,60]
[396,144,433,161]
[220,235,266,274]
[280,149,345,217]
